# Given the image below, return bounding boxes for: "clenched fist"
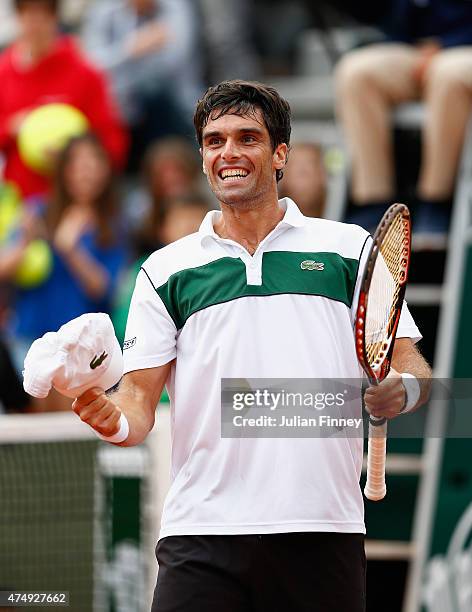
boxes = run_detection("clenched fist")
[72,387,121,437]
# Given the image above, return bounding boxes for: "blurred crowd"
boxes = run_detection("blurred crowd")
[1,0,471,412]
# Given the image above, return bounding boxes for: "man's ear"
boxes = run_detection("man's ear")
[273,143,288,171]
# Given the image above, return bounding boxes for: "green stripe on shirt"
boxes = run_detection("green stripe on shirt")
[155,251,359,329]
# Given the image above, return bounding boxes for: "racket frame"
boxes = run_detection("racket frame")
[354,203,411,500]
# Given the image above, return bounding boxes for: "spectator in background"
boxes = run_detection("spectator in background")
[113,195,210,344]
[1,134,127,410]
[124,137,208,231]
[198,0,261,82]
[159,197,210,245]
[278,143,327,218]
[82,0,203,168]
[0,0,128,199]
[144,137,203,202]
[0,0,95,48]
[335,0,472,234]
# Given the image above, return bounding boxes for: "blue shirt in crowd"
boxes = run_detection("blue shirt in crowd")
[10,230,126,341]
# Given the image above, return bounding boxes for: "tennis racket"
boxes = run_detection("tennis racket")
[355,203,411,501]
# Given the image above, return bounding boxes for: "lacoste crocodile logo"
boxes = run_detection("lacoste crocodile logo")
[300,260,324,271]
[90,351,108,369]
[123,337,136,350]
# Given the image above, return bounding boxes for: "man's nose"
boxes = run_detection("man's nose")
[221,139,240,160]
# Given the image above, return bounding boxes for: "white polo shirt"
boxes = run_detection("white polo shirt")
[123,198,421,538]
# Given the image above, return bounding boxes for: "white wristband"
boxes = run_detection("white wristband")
[400,373,420,414]
[94,412,129,443]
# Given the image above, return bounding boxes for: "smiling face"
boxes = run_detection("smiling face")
[201,108,287,210]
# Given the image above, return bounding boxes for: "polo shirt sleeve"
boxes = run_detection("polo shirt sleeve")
[396,302,422,343]
[350,234,422,343]
[122,267,177,374]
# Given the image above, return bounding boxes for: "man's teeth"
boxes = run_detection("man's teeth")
[221,169,248,180]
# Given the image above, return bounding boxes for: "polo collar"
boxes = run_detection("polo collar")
[199,197,306,246]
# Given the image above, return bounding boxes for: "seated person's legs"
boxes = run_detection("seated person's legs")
[335,43,419,228]
[416,47,472,233]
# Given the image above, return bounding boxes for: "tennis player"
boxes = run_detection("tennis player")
[74,80,432,611]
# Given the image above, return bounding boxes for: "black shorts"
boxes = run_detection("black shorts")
[153,532,366,612]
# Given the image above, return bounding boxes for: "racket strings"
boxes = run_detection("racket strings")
[365,213,409,368]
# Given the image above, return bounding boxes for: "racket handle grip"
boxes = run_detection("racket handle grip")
[364,419,387,501]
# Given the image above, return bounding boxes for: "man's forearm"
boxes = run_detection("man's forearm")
[107,380,156,447]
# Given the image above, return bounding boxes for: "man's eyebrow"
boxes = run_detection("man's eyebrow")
[238,127,265,135]
[203,127,265,140]
[202,130,222,140]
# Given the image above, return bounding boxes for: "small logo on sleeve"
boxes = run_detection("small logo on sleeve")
[123,337,137,350]
[300,260,324,271]
[90,351,108,369]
